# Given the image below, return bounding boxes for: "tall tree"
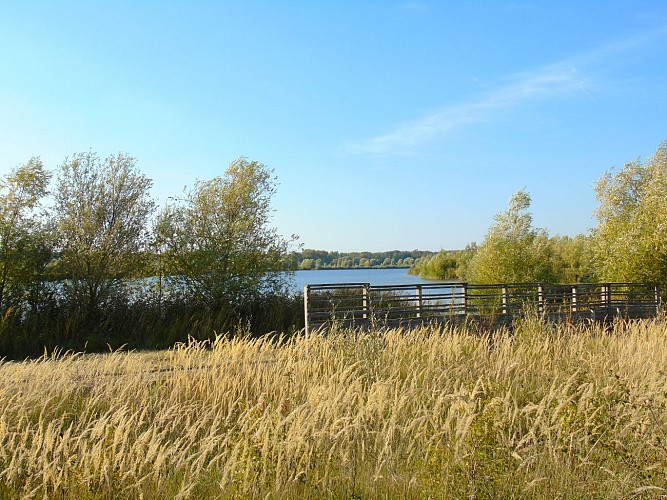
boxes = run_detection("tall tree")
[157,158,295,311]
[591,141,667,291]
[0,158,51,313]
[467,189,557,283]
[54,152,155,316]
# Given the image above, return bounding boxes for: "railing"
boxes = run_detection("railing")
[303,282,661,334]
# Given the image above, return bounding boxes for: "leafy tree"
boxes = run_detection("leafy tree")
[454,242,478,281]
[157,158,295,311]
[299,258,315,270]
[0,158,51,313]
[410,250,459,280]
[550,234,593,283]
[591,141,667,291]
[54,152,155,317]
[467,189,557,283]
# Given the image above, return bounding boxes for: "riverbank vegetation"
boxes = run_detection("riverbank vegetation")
[412,140,667,291]
[1,140,666,359]
[2,318,667,498]
[0,154,300,359]
[290,249,435,270]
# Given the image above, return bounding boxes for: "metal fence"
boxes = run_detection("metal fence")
[304,282,661,333]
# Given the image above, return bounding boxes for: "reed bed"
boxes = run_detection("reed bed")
[1,317,667,498]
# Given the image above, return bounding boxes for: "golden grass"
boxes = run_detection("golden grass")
[2,317,667,498]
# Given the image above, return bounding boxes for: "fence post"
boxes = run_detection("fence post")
[502,285,509,315]
[461,283,468,316]
[571,285,578,314]
[602,283,610,315]
[655,284,661,315]
[537,283,544,315]
[415,285,423,318]
[304,285,310,335]
[362,284,370,321]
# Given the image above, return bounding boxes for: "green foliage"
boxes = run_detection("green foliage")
[408,249,461,280]
[591,141,667,293]
[454,242,478,280]
[0,158,52,314]
[292,249,435,270]
[53,152,156,318]
[0,154,306,359]
[549,234,594,283]
[156,158,296,311]
[467,189,558,284]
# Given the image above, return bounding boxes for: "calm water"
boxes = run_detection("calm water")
[288,268,452,294]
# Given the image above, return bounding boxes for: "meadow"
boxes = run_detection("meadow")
[1,317,667,498]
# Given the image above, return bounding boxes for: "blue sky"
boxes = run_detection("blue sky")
[1,1,666,252]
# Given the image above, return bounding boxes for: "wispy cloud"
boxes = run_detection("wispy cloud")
[347,28,666,157]
[351,64,585,156]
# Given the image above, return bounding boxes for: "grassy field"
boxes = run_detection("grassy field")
[1,317,667,498]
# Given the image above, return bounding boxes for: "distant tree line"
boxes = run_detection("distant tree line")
[290,249,436,270]
[0,153,300,358]
[411,140,667,297]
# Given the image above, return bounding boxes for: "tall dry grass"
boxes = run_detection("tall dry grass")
[1,317,667,498]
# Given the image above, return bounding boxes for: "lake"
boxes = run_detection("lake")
[288,267,452,294]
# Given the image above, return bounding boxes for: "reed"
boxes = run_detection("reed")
[1,317,667,498]
[0,292,305,359]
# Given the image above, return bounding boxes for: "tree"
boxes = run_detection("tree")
[299,259,314,270]
[0,158,51,313]
[410,250,459,280]
[455,242,478,281]
[54,152,155,317]
[157,157,296,311]
[591,141,667,291]
[467,189,557,283]
[550,234,593,283]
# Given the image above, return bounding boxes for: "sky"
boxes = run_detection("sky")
[1,1,667,252]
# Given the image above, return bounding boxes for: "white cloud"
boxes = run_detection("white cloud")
[347,28,666,157]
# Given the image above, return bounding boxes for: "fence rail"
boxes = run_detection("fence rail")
[304,282,661,334]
